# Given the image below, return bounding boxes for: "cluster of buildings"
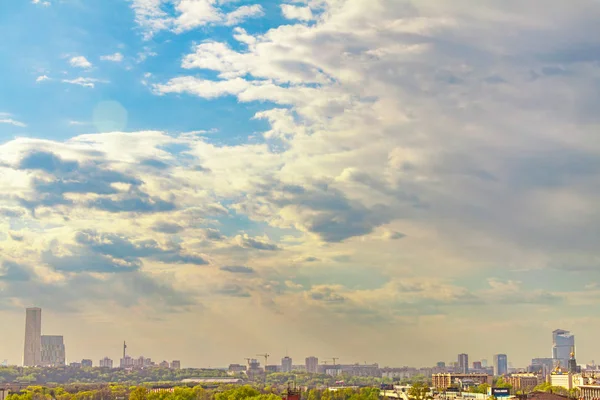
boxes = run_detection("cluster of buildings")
[228,357,380,379]
[21,307,180,370]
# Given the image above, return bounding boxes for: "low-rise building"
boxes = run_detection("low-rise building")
[507,373,540,392]
[579,385,600,400]
[432,373,492,389]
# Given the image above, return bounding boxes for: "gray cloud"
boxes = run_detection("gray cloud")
[152,222,184,234]
[0,261,31,281]
[220,265,255,274]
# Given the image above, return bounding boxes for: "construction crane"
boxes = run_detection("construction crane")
[331,357,339,365]
[256,353,270,368]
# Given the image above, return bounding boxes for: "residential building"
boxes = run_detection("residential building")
[458,354,469,374]
[41,335,65,366]
[228,364,247,374]
[437,362,446,368]
[265,365,278,373]
[507,373,540,392]
[81,359,93,367]
[494,354,508,376]
[99,357,113,368]
[553,329,575,369]
[170,360,181,369]
[481,360,488,368]
[120,355,134,368]
[23,307,42,367]
[281,357,292,373]
[432,373,492,389]
[69,362,81,368]
[159,360,170,368]
[473,362,482,370]
[380,367,417,380]
[305,357,319,374]
[339,363,380,377]
[550,372,574,390]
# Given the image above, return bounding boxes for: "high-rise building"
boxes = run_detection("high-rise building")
[171,360,181,369]
[41,335,65,366]
[494,354,508,376]
[553,329,575,369]
[437,361,446,368]
[306,356,318,374]
[81,359,93,367]
[458,354,469,374]
[99,357,113,368]
[481,359,488,367]
[281,356,292,373]
[473,361,482,370]
[24,307,42,366]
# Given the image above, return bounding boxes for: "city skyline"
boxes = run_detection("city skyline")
[4,307,592,370]
[2,0,600,370]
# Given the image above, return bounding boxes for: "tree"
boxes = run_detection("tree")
[408,382,433,400]
[129,387,148,400]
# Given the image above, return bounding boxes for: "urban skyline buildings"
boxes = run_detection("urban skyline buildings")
[494,354,508,376]
[41,335,65,366]
[281,356,292,373]
[305,357,319,374]
[553,329,575,368]
[458,353,469,374]
[23,307,41,367]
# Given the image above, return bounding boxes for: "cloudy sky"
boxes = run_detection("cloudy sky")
[1,0,600,368]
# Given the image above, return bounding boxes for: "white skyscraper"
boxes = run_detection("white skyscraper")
[552,329,575,369]
[23,307,42,366]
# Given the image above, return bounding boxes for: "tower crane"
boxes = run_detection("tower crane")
[256,353,270,368]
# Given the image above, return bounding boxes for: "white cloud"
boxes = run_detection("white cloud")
[0,118,27,128]
[32,0,51,6]
[281,4,313,21]
[100,52,124,62]
[62,77,106,88]
[69,56,92,69]
[36,75,50,83]
[131,0,265,38]
[224,4,264,26]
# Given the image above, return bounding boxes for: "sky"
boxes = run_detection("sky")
[1,0,600,369]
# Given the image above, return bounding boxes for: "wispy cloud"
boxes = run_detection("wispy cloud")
[61,77,106,88]
[69,56,92,69]
[32,0,51,6]
[0,114,26,127]
[36,75,50,83]
[100,52,124,62]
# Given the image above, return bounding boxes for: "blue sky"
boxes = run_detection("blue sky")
[2,0,600,368]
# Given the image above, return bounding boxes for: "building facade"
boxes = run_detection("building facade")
[494,354,508,376]
[458,354,469,374]
[432,373,492,389]
[81,359,92,367]
[171,360,181,369]
[281,357,292,373]
[305,357,319,374]
[507,373,540,392]
[553,329,575,369]
[41,335,65,366]
[99,357,113,368]
[23,308,42,367]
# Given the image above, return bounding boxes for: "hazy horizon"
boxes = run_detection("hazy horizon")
[2,0,600,369]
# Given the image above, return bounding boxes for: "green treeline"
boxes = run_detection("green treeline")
[5,384,383,400]
[0,367,403,387]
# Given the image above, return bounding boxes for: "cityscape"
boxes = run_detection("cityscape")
[2,2,600,400]
[4,306,600,400]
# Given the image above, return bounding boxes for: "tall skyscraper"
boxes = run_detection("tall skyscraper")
[458,353,469,374]
[281,356,293,373]
[305,356,318,374]
[23,307,42,366]
[494,354,508,376]
[553,329,575,369]
[41,335,65,366]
